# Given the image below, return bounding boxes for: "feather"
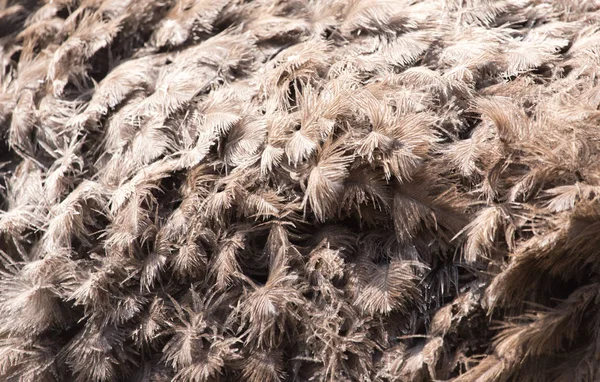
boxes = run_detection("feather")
[302,137,354,221]
[152,0,231,48]
[354,256,424,315]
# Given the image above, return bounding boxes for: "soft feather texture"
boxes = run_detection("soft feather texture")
[1,0,600,381]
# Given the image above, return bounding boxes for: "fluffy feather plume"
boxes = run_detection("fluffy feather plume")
[2,1,600,381]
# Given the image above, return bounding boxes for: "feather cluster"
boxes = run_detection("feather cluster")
[1,0,600,381]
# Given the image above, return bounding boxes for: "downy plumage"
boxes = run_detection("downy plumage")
[1,0,600,381]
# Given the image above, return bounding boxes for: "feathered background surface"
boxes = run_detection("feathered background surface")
[1,0,600,381]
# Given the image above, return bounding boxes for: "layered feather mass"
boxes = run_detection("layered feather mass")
[1,0,600,381]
